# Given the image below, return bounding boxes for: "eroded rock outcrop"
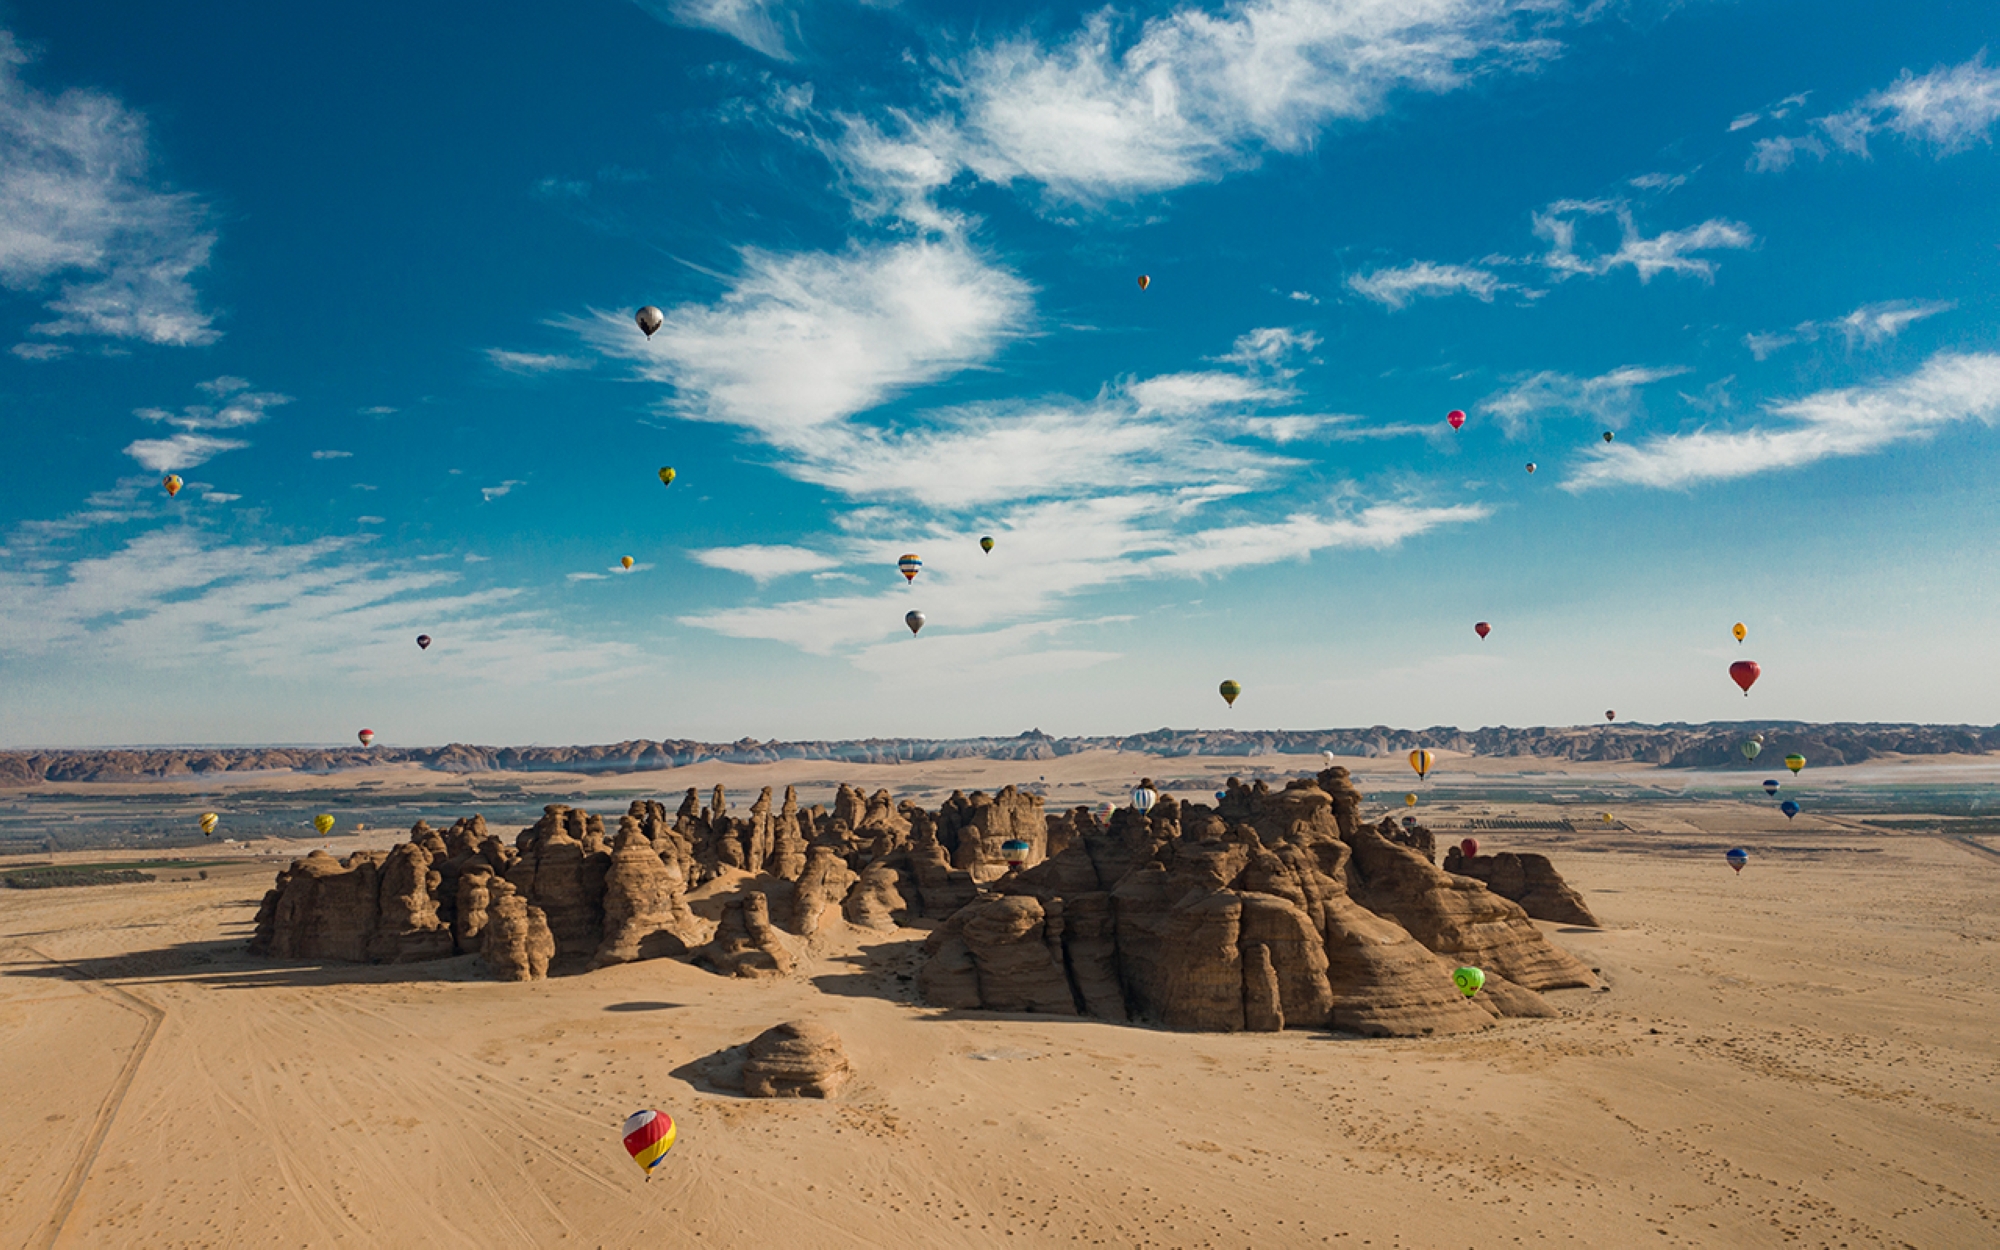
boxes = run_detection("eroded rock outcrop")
[1445,848,1600,928]
[741,1021,853,1098]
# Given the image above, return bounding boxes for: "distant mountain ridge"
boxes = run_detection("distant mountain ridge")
[3,722,1997,786]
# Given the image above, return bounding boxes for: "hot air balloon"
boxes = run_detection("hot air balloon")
[1780,799,1800,820]
[1322,750,1335,768]
[416,634,431,651]
[1408,749,1434,780]
[1602,431,1615,443]
[1459,837,1478,858]
[621,1109,676,1177]
[1132,785,1158,813]
[162,474,183,497]
[1605,710,1616,722]
[1740,738,1761,760]
[313,814,335,835]
[1763,778,1780,796]
[1001,838,1031,869]
[1732,622,1747,644]
[904,610,925,636]
[635,307,664,339]
[1474,621,1490,640]
[1215,790,1227,802]
[657,467,675,487]
[1219,680,1242,708]
[1729,660,1761,696]
[1401,815,1418,830]
[1784,753,1805,775]
[1137,275,1151,291]
[1525,462,1537,474]
[621,556,634,570]
[980,535,994,553]
[897,553,922,583]
[1447,410,1466,430]
[1404,793,1418,807]
[199,812,219,836]
[1726,847,1748,874]
[1601,812,1614,824]
[1752,732,1765,744]
[357,729,375,747]
[1452,966,1485,998]
[1097,801,1113,818]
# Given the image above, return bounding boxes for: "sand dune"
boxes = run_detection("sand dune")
[2,762,1996,1246]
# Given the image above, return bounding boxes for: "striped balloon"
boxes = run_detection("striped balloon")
[897,553,922,582]
[1131,786,1157,813]
[199,812,219,836]
[622,1109,677,1176]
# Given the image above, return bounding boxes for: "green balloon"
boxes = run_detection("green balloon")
[1740,739,1761,760]
[1452,966,1485,998]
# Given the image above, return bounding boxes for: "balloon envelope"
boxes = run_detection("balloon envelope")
[1605,710,1616,722]
[162,474,183,497]
[1732,622,1747,643]
[621,556,634,570]
[1763,779,1780,796]
[1447,410,1466,430]
[1726,848,1748,873]
[1218,679,1242,707]
[1602,430,1615,443]
[980,535,994,553]
[621,1109,676,1175]
[1474,621,1490,639]
[313,814,335,835]
[1452,966,1485,998]
[1408,749,1434,780]
[1137,274,1150,290]
[1525,461,1537,473]
[199,812,219,836]
[1404,793,1418,807]
[1001,838,1031,865]
[657,466,675,487]
[357,729,375,747]
[416,634,431,650]
[897,554,922,582]
[1131,786,1157,813]
[1740,739,1760,760]
[1729,660,1761,695]
[1784,753,1805,774]
[1781,800,1801,820]
[904,610,925,635]
[635,306,664,338]
[1459,837,1478,858]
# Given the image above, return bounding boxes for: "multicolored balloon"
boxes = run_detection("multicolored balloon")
[904,610,925,636]
[357,729,375,747]
[1447,410,1466,430]
[1525,461,1537,473]
[313,814,335,835]
[1408,749,1434,780]
[1729,660,1761,696]
[1780,799,1800,820]
[635,307,664,339]
[199,812,219,836]
[1726,847,1748,874]
[1459,837,1478,858]
[657,466,675,487]
[1763,778,1780,796]
[416,634,431,650]
[1137,275,1151,291]
[1602,430,1615,443]
[162,474,183,497]
[897,553,922,583]
[621,1109,676,1176]
[1132,785,1158,813]
[1784,753,1805,775]
[1219,680,1242,708]
[1001,838,1031,867]
[980,535,994,553]
[1452,966,1485,998]
[1732,622,1747,644]
[1605,710,1616,722]
[1474,621,1490,640]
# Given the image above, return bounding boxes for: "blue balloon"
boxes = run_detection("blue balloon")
[1762,779,1780,797]
[1780,799,1800,820]
[1725,847,1748,873]
[1215,790,1226,802]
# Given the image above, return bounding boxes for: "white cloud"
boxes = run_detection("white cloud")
[1728,91,1810,133]
[203,491,240,503]
[1287,289,1319,304]
[0,32,218,346]
[1565,352,2000,491]
[1142,502,1491,575]
[579,236,1033,436]
[123,432,248,472]
[1215,325,1319,369]
[1127,370,1290,414]
[1821,53,2000,156]
[1482,364,1689,437]
[1746,133,1825,172]
[1627,171,1686,191]
[1347,260,1503,309]
[633,0,796,61]
[135,380,291,431]
[360,405,398,415]
[481,480,523,502]
[1534,200,1754,282]
[486,348,593,374]
[1744,298,1953,359]
[11,341,69,360]
[355,516,385,524]
[690,544,838,584]
[312,449,353,460]
[566,571,608,582]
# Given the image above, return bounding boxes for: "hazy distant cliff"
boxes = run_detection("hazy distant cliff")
[2,722,1996,787]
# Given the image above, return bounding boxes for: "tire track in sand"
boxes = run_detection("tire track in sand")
[12,944,164,1250]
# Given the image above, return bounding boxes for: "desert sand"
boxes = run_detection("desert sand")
[3,753,1997,1247]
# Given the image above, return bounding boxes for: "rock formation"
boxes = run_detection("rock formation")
[1445,848,1600,927]
[741,1021,854,1099]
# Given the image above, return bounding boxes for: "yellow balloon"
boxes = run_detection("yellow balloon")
[1404,793,1418,807]
[198,812,219,836]
[621,556,635,569]
[1408,749,1434,780]
[313,814,335,835]
[1732,622,1747,643]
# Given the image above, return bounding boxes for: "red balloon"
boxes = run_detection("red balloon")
[1474,621,1490,639]
[1460,837,1478,858]
[1729,660,1761,696]
[1446,410,1466,430]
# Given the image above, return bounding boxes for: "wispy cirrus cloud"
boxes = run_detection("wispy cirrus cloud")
[1533,200,1754,283]
[1565,352,2000,492]
[121,377,288,471]
[487,348,594,374]
[480,480,524,502]
[1482,364,1690,437]
[0,31,219,347]
[1728,91,1810,132]
[1347,260,1505,309]
[1744,298,1954,360]
[1751,53,2000,171]
[633,0,796,61]
[690,544,838,584]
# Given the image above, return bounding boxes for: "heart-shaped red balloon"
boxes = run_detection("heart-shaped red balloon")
[1446,410,1466,430]
[1729,659,1761,695]
[1474,621,1490,639]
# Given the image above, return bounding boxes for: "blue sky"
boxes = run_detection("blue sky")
[3,0,1997,747]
